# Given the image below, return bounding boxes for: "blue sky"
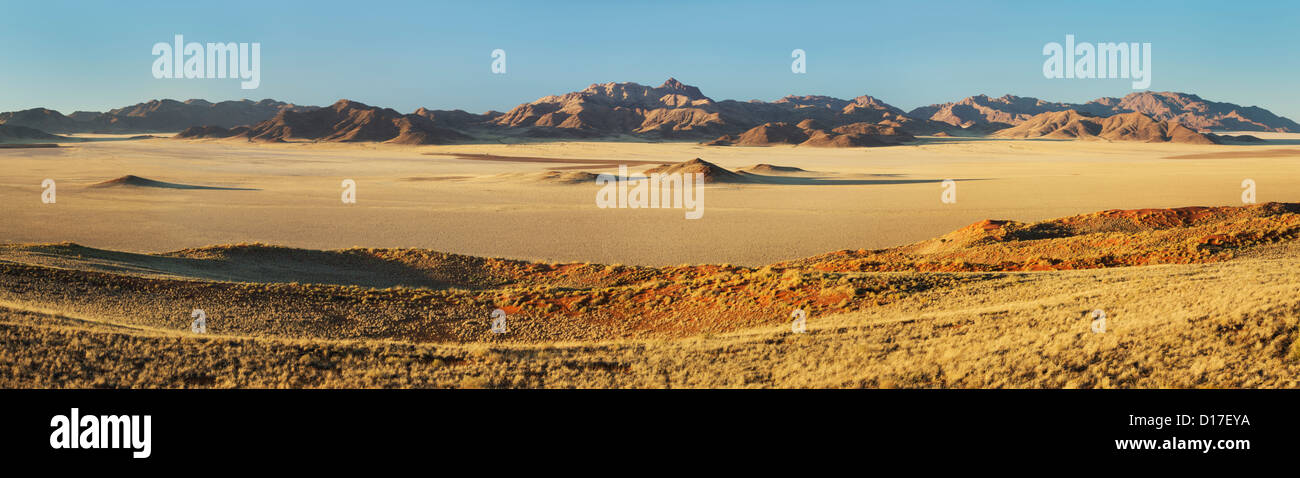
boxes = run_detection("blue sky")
[2,0,1297,119]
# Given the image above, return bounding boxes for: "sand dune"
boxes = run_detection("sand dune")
[90,175,257,190]
[532,171,600,184]
[643,158,752,183]
[445,158,910,186]
[738,164,814,175]
[638,159,943,186]
[401,175,472,182]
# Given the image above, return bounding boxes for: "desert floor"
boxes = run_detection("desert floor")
[2,135,1299,388]
[1,134,1297,266]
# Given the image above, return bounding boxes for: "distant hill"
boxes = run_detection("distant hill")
[1109,91,1300,132]
[991,110,1217,144]
[492,83,1297,137]
[708,120,915,147]
[177,99,470,145]
[491,78,731,137]
[908,94,1105,130]
[0,99,311,134]
[0,108,83,134]
[0,124,66,142]
[710,122,810,146]
[412,108,503,130]
[911,92,1298,133]
[489,78,957,139]
[643,158,751,183]
[102,99,313,132]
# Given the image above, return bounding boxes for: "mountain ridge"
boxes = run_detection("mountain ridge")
[0,99,313,134]
[7,80,1295,142]
[991,110,1220,143]
[177,99,470,144]
[911,91,1298,133]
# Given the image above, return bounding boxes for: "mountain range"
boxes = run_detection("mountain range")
[706,119,916,147]
[177,100,470,144]
[909,91,1300,132]
[0,99,311,134]
[485,78,954,138]
[991,110,1216,143]
[4,79,1296,146]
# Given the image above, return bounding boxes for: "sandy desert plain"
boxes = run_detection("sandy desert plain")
[3,133,1300,388]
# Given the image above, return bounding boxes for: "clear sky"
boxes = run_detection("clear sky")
[2,0,1297,119]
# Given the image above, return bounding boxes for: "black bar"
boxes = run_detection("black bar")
[2,389,1289,466]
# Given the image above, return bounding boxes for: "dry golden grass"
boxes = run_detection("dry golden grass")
[3,250,1298,388]
[3,203,1300,388]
